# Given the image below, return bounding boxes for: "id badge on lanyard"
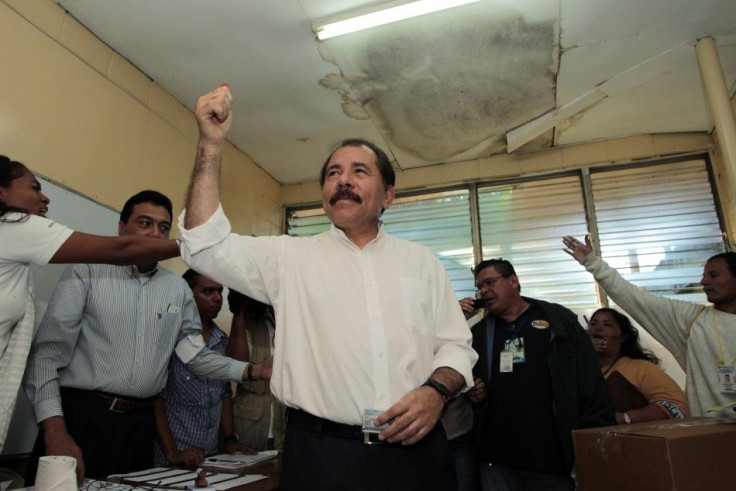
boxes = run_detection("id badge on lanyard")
[717,365,736,394]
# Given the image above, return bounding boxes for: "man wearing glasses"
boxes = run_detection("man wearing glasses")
[460,258,613,491]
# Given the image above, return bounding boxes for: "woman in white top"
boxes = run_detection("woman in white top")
[0,155,179,446]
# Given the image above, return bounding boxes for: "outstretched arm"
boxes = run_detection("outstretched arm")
[51,232,178,265]
[184,84,233,229]
[561,233,701,368]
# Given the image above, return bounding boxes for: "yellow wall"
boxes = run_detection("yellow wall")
[0,0,283,274]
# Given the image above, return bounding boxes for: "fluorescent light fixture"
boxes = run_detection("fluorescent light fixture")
[315,0,483,40]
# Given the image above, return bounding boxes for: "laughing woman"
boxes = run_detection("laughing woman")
[0,155,179,447]
[587,308,689,424]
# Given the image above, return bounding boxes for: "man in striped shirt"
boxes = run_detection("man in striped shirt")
[24,190,271,485]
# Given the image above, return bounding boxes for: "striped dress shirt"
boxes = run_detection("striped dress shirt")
[24,263,247,423]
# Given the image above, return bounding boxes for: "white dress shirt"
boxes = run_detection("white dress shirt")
[179,204,477,425]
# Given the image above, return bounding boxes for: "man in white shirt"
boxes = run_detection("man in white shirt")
[178,85,477,491]
[563,234,736,416]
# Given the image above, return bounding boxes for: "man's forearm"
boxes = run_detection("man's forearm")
[153,399,179,461]
[220,397,235,437]
[185,85,233,229]
[184,141,222,229]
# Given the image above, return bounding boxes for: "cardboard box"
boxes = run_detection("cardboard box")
[573,418,736,491]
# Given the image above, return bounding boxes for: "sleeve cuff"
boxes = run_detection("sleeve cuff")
[36,399,64,424]
[433,352,476,391]
[178,204,232,256]
[230,361,249,381]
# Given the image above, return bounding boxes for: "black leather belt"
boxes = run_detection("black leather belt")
[61,387,155,413]
[287,409,368,441]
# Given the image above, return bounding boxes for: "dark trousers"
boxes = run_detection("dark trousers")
[27,390,155,483]
[449,430,480,491]
[479,463,574,491]
[281,412,457,491]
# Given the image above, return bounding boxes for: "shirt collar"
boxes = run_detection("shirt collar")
[328,220,385,247]
[127,263,159,278]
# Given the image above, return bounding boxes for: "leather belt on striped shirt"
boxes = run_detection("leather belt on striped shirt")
[61,387,156,413]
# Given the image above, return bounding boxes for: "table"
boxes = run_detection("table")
[201,456,280,491]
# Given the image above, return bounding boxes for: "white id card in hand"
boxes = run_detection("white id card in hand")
[717,365,736,393]
[500,351,513,373]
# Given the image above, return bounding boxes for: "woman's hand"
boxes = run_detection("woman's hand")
[562,234,594,263]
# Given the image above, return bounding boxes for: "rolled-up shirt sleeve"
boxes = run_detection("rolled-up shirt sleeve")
[178,204,232,256]
[431,260,477,389]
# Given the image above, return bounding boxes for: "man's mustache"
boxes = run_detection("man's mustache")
[329,188,362,205]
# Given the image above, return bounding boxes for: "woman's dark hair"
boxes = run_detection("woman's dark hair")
[0,155,31,220]
[590,308,660,364]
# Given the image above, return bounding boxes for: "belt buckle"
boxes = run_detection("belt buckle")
[362,431,383,445]
[109,397,126,413]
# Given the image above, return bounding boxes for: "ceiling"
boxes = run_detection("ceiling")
[56,0,736,185]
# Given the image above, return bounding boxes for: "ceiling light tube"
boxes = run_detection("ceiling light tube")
[315,0,483,40]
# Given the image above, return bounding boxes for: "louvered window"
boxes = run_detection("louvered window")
[591,159,724,305]
[477,176,593,309]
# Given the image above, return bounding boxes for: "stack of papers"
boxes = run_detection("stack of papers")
[204,450,278,468]
[115,468,267,490]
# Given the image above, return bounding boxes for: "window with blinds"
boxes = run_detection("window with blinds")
[591,159,724,304]
[477,176,594,309]
[382,190,475,298]
[285,156,725,309]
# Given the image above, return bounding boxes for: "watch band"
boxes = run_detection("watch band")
[422,378,452,405]
[246,363,254,381]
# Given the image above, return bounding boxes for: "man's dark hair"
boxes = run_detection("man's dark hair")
[120,190,173,223]
[473,258,516,279]
[473,258,520,292]
[227,289,270,318]
[589,308,659,364]
[182,269,202,288]
[707,252,736,277]
[319,138,395,189]
[0,155,31,220]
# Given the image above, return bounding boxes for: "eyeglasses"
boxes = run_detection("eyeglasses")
[475,275,507,292]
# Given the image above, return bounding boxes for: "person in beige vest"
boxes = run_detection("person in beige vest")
[227,290,286,451]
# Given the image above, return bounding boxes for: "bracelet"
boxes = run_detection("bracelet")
[246,363,254,381]
[623,412,632,424]
[421,378,452,406]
